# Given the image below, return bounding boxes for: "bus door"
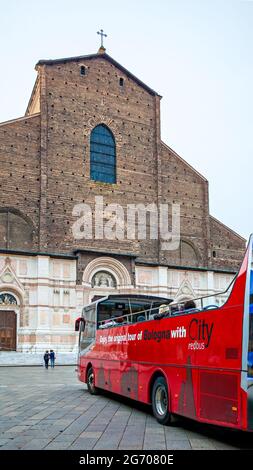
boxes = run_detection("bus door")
[245,235,253,429]
[79,305,96,355]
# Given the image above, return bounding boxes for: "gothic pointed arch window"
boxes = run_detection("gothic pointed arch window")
[90,124,116,184]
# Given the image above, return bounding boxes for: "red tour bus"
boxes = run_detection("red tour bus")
[75,234,253,430]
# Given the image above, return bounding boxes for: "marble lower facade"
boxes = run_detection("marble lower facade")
[0,252,235,357]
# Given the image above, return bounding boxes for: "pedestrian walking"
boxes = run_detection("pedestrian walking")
[49,349,56,368]
[44,350,49,369]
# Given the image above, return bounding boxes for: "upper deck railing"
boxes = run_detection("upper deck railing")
[97,275,236,329]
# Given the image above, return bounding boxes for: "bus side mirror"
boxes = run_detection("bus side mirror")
[75,317,85,332]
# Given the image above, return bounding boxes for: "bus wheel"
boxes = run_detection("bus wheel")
[152,376,171,425]
[87,367,99,395]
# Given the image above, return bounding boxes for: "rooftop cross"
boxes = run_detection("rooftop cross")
[97,29,107,48]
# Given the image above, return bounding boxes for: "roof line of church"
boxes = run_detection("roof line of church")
[26,74,40,116]
[0,113,40,127]
[210,215,246,242]
[36,52,161,98]
[161,141,208,182]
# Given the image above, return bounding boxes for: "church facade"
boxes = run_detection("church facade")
[0,47,245,356]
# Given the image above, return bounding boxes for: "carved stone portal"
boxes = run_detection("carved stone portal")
[91,271,117,288]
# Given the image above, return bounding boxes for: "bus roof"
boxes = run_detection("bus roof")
[83,294,173,310]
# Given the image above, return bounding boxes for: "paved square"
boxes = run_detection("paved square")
[0,366,252,450]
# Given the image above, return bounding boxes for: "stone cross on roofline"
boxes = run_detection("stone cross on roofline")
[97,29,107,49]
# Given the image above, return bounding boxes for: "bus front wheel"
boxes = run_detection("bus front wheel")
[87,367,99,395]
[151,376,171,425]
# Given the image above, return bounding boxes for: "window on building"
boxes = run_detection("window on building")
[0,209,34,250]
[119,77,124,87]
[80,66,86,76]
[90,124,116,183]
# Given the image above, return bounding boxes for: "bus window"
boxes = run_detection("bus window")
[79,305,96,352]
[97,298,172,328]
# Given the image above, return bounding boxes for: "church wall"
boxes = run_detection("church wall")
[160,143,210,266]
[209,216,246,270]
[38,58,161,261]
[0,254,78,354]
[0,250,239,360]
[0,114,41,250]
[135,265,235,307]
[32,56,245,275]
[76,251,135,286]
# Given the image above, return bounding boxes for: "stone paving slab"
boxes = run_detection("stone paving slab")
[0,366,252,450]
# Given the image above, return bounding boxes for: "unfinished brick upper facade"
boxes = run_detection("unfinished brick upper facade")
[0,48,246,276]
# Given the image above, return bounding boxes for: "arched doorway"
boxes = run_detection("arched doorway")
[0,293,18,351]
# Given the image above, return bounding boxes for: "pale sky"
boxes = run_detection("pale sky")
[0,0,252,240]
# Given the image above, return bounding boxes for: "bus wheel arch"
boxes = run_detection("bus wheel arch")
[85,363,93,382]
[149,371,173,425]
[149,371,170,402]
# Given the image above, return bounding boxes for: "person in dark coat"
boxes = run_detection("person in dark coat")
[44,350,49,369]
[49,350,56,368]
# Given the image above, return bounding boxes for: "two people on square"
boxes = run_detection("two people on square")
[43,349,56,369]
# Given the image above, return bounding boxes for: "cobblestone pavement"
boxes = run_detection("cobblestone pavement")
[0,366,252,450]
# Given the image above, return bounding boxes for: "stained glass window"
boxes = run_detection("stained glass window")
[90,125,116,184]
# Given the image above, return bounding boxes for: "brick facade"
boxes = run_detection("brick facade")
[0,49,246,277]
[0,114,41,250]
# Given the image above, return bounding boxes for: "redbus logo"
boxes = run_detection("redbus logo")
[188,318,214,348]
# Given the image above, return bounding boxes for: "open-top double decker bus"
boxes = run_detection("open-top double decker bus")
[75,234,253,430]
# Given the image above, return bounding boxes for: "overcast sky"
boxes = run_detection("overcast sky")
[0,0,252,240]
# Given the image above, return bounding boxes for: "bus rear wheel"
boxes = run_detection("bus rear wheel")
[87,367,99,395]
[152,376,171,425]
